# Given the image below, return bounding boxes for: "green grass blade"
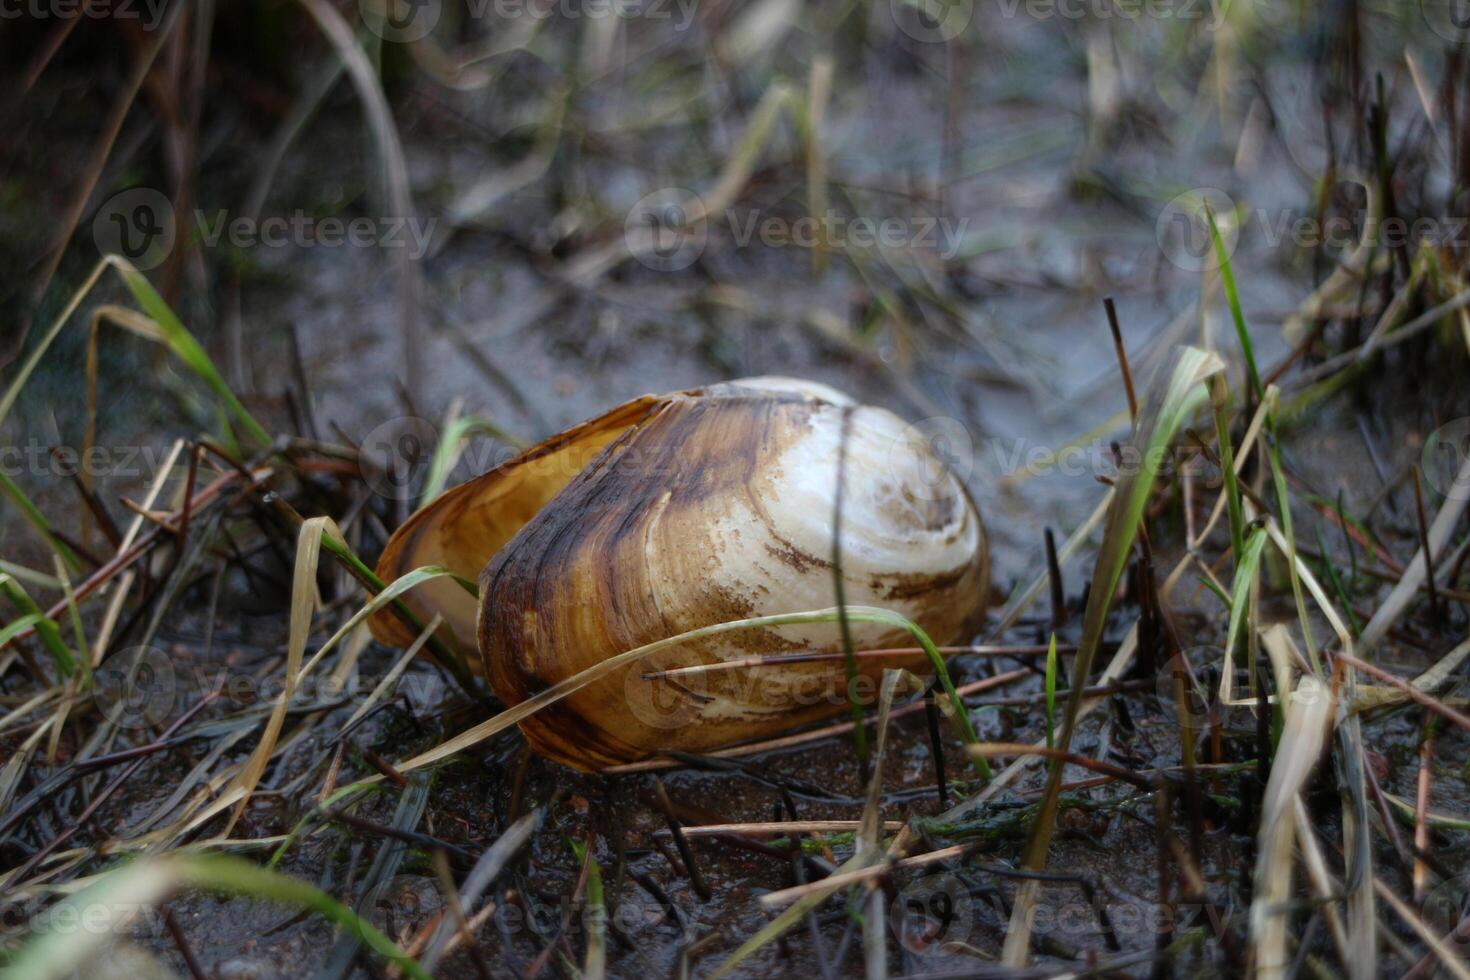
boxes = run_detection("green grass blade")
[1002,344,1223,964]
[3,853,427,980]
[0,259,112,429]
[172,854,429,980]
[0,574,75,675]
[1044,632,1058,750]
[115,263,271,447]
[1313,526,1362,636]
[1208,375,1245,563]
[1263,412,1320,672]
[1225,526,1270,660]
[1207,205,1262,401]
[571,838,606,980]
[0,471,82,572]
[420,416,525,505]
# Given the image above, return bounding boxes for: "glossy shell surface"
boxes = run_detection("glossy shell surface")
[372,378,988,769]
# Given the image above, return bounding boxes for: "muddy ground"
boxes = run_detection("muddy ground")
[4,1,1470,977]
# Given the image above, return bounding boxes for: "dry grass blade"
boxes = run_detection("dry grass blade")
[1291,796,1352,968]
[1372,877,1470,980]
[757,843,969,909]
[222,516,331,835]
[178,548,464,841]
[664,821,904,838]
[419,810,539,972]
[989,490,1112,640]
[607,668,1028,775]
[1357,452,1470,655]
[861,669,910,979]
[388,605,984,779]
[1250,675,1333,978]
[709,828,916,979]
[941,623,1139,820]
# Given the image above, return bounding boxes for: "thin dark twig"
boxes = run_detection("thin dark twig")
[7,686,223,885]
[324,808,479,866]
[163,906,207,980]
[830,405,869,780]
[431,848,493,980]
[1045,527,1068,637]
[1413,466,1443,626]
[970,743,1157,790]
[1104,297,1139,424]
[653,778,712,900]
[362,746,409,788]
[924,691,950,807]
[1334,651,1470,732]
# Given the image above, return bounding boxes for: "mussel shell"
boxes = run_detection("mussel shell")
[372,378,987,770]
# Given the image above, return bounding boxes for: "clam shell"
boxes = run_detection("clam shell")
[372,377,987,770]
